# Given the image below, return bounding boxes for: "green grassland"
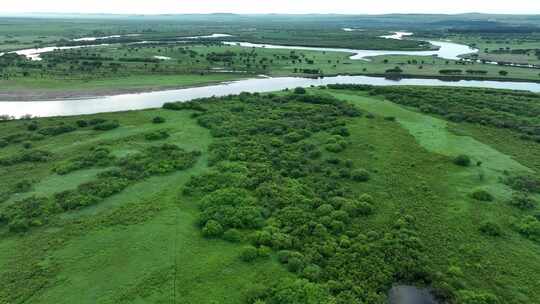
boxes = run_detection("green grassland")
[440,33,540,65]
[3,43,540,99]
[0,86,539,303]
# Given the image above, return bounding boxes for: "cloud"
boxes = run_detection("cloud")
[2,0,540,14]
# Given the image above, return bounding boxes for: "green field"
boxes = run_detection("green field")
[1,86,539,303]
[3,15,540,99]
[3,42,540,100]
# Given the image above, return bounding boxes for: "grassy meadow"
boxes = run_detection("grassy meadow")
[0,86,539,303]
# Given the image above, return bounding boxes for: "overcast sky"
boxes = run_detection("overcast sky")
[2,0,540,15]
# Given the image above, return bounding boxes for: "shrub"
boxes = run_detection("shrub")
[145,130,170,141]
[287,257,305,273]
[152,116,166,124]
[3,196,53,232]
[27,122,39,131]
[325,143,345,153]
[516,216,540,241]
[54,191,100,210]
[257,246,271,258]
[223,228,242,242]
[93,121,119,131]
[479,221,503,236]
[458,290,499,304]
[0,149,52,166]
[294,87,307,94]
[504,175,540,193]
[240,245,259,262]
[302,264,322,281]
[76,120,88,128]
[0,139,8,148]
[470,189,494,202]
[357,201,374,216]
[38,125,76,136]
[22,142,32,149]
[88,118,107,125]
[454,154,471,167]
[499,70,508,76]
[508,193,536,210]
[13,180,32,193]
[202,220,224,238]
[351,169,370,182]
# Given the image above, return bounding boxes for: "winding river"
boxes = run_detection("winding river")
[2,75,540,118]
[1,32,539,118]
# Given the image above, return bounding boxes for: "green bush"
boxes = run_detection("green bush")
[508,193,536,210]
[152,116,166,124]
[3,196,53,232]
[0,149,52,166]
[470,189,494,202]
[88,118,107,125]
[54,191,100,210]
[76,120,88,128]
[223,228,242,242]
[294,87,307,94]
[479,221,503,237]
[38,125,76,136]
[93,121,119,131]
[145,130,170,141]
[516,216,540,241]
[0,139,8,148]
[202,220,224,238]
[504,175,540,193]
[240,245,259,262]
[458,290,500,304]
[257,246,271,258]
[13,180,33,193]
[454,154,471,167]
[351,169,370,182]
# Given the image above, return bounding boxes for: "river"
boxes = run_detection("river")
[1,32,539,118]
[1,75,540,118]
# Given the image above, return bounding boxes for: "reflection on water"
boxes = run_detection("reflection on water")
[224,39,476,61]
[389,286,438,304]
[1,75,539,118]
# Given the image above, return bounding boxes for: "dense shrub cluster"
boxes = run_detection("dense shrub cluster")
[516,216,540,242]
[1,144,200,230]
[179,92,451,303]
[0,196,56,232]
[504,175,540,193]
[0,149,52,166]
[470,189,494,202]
[0,179,34,204]
[53,146,115,175]
[38,124,76,136]
[144,130,170,141]
[93,120,120,131]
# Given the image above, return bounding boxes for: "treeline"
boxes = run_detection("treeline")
[327,84,540,142]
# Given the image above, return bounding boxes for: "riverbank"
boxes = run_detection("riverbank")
[0,73,251,101]
[2,71,540,102]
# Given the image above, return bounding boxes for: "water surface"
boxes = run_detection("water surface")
[2,75,539,118]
